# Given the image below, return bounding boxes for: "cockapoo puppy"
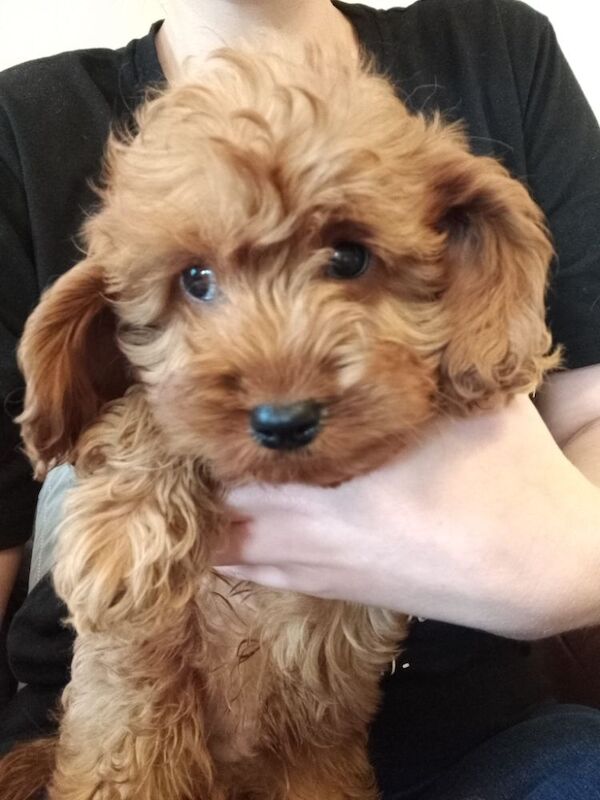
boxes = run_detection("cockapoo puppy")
[3,47,558,800]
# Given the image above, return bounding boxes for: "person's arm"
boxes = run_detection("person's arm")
[0,115,42,599]
[217,390,600,640]
[531,364,600,632]
[535,363,600,485]
[0,546,22,621]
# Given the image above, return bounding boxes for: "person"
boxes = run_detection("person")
[1,0,599,797]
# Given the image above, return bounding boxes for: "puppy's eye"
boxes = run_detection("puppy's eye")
[181,265,218,302]
[326,242,371,280]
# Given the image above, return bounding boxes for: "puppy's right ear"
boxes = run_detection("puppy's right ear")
[17,260,130,478]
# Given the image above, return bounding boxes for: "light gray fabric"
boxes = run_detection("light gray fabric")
[29,464,76,591]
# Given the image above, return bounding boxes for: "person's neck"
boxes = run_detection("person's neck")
[156,0,357,82]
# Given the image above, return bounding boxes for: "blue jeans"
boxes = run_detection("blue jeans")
[401,704,600,800]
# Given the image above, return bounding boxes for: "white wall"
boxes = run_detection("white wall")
[0,1,597,119]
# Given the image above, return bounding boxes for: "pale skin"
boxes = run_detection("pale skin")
[3,1,600,642]
[155,0,359,82]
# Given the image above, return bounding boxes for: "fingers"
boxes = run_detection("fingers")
[213,518,250,565]
[214,564,291,591]
[227,480,338,517]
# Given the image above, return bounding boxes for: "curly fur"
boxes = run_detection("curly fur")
[3,47,559,800]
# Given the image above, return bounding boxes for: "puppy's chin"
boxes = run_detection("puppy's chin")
[194,430,416,488]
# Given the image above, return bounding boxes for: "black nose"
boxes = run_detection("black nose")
[250,401,322,450]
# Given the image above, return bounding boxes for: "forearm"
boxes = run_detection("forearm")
[562,419,600,486]
[483,418,600,640]
[0,545,23,621]
[384,403,600,639]
[541,420,600,634]
[347,400,600,640]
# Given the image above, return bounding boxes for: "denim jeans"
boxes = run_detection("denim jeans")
[405,703,600,800]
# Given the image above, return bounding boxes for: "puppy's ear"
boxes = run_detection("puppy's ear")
[17,260,130,477]
[430,151,560,411]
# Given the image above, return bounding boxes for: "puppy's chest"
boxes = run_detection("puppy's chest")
[196,574,321,760]
[195,574,269,760]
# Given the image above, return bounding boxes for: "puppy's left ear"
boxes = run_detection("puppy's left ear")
[430,150,560,411]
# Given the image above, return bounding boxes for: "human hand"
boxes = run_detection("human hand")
[216,395,600,638]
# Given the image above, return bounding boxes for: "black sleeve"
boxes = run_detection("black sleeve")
[0,575,71,754]
[500,3,600,369]
[0,113,41,550]
[0,45,140,552]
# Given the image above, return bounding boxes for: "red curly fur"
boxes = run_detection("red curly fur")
[2,47,559,800]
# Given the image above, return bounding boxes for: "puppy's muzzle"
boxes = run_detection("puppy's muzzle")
[251,401,322,450]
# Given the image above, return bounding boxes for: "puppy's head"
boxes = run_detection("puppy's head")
[18,49,559,484]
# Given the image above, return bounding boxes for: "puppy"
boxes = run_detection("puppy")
[6,48,558,800]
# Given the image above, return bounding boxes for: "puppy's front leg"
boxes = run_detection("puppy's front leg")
[48,399,223,800]
[48,630,226,800]
[285,740,379,800]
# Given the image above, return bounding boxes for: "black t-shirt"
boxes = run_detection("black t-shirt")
[1,0,599,794]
